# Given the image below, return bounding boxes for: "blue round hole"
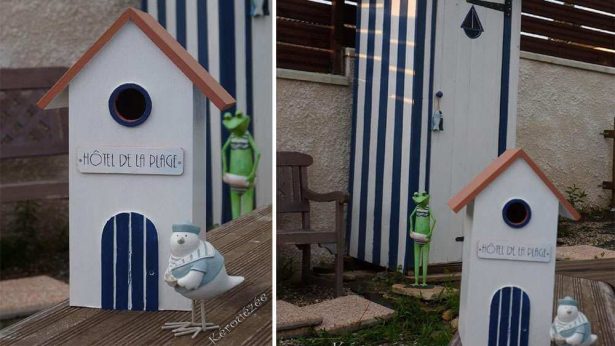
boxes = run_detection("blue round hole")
[109,83,151,127]
[502,199,531,228]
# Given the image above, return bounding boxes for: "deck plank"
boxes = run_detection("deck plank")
[0,207,272,346]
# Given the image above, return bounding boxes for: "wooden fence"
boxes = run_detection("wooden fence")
[0,67,69,202]
[277,0,615,73]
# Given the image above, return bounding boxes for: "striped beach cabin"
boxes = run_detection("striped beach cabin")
[348,0,523,270]
[143,0,273,226]
[37,8,236,311]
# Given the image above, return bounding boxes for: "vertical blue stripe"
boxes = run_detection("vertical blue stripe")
[371,0,392,264]
[157,0,167,28]
[498,286,512,346]
[357,0,378,261]
[145,219,159,311]
[130,213,144,311]
[197,0,213,229]
[176,0,187,47]
[346,0,363,248]
[498,12,512,155]
[509,287,522,346]
[219,0,237,223]
[101,218,114,309]
[141,0,148,12]
[404,0,428,270]
[245,0,254,133]
[115,213,130,310]
[488,289,501,346]
[425,0,438,192]
[387,0,409,270]
[520,290,530,346]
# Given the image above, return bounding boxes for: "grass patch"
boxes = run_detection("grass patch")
[279,271,458,346]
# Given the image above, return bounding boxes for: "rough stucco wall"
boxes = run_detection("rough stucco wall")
[276,75,353,270]
[276,57,614,268]
[517,59,615,209]
[0,0,139,68]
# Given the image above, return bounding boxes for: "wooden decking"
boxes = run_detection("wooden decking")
[0,207,272,346]
[449,259,615,346]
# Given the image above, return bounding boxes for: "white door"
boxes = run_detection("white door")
[428,0,521,263]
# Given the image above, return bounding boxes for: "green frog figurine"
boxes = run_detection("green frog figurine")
[409,191,436,287]
[221,111,260,219]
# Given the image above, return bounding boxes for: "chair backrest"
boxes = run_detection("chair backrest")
[277,151,313,215]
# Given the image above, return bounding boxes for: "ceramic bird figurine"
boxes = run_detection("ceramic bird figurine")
[162,223,244,338]
[550,296,598,346]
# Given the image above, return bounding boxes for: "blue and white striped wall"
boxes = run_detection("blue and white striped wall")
[142,0,272,226]
[348,0,521,270]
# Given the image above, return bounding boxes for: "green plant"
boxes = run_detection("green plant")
[565,184,588,211]
[1,201,41,272]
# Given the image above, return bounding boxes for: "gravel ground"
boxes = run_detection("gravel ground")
[558,211,614,250]
[277,281,354,307]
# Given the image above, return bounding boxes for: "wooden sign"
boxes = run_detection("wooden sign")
[77,147,184,175]
[477,240,552,263]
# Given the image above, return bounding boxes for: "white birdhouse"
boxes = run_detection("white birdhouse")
[37,8,235,311]
[448,148,580,346]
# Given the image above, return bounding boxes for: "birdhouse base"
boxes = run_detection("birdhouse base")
[391,284,456,301]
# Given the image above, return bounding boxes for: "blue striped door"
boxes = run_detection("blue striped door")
[488,286,530,346]
[101,212,159,311]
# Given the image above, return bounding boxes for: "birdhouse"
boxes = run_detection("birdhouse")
[37,8,235,311]
[448,148,580,345]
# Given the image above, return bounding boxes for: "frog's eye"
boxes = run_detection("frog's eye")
[422,192,427,196]
[413,192,419,196]
[236,112,244,117]
[223,113,232,120]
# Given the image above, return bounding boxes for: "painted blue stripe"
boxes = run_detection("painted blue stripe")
[130,213,144,311]
[425,0,438,192]
[498,286,512,346]
[245,0,254,133]
[404,0,428,270]
[509,287,522,346]
[219,0,237,223]
[357,0,378,261]
[115,213,130,310]
[101,217,115,309]
[157,0,166,28]
[176,0,187,47]
[371,0,392,265]
[520,290,530,346]
[346,0,363,247]
[145,219,158,311]
[387,0,409,270]
[141,0,148,12]
[197,0,213,229]
[498,11,512,155]
[488,289,501,346]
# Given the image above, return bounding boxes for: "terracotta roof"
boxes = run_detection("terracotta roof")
[37,8,235,111]
[448,148,581,221]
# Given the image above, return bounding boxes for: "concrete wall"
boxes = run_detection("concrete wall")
[276,55,615,268]
[0,0,139,68]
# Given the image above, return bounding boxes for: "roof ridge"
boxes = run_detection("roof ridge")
[37,8,235,111]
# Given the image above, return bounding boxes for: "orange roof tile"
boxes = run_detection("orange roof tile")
[448,148,581,221]
[37,8,235,111]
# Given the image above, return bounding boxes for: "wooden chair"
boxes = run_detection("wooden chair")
[276,151,349,296]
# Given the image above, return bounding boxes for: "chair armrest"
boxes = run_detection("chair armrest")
[303,188,349,204]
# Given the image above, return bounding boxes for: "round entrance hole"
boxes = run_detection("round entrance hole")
[502,199,531,228]
[109,83,151,127]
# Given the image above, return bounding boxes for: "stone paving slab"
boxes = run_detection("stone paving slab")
[276,300,323,331]
[0,276,68,319]
[392,284,457,301]
[556,245,615,261]
[301,295,394,334]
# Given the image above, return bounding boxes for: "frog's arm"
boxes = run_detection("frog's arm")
[247,132,261,179]
[408,208,416,233]
[428,211,436,237]
[221,136,231,174]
